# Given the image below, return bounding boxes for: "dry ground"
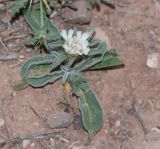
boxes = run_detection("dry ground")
[0,0,160,149]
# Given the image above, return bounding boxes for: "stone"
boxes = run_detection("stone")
[146,53,160,69]
[30,143,35,148]
[49,138,55,147]
[19,55,25,59]
[22,139,31,148]
[47,111,73,129]
[62,0,92,25]
[0,118,4,127]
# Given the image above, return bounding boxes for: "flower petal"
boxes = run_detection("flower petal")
[68,29,74,38]
[83,47,90,55]
[61,30,68,39]
[82,32,91,40]
[77,31,82,38]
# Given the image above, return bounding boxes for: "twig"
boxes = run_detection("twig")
[0,55,18,61]
[39,141,51,149]
[0,37,9,55]
[125,80,148,136]
[29,105,49,128]
[0,37,18,61]
[0,28,22,37]
[119,141,126,149]
[1,97,11,139]
[3,132,60,149]
[131,101,148,135]
[4,34,27,42]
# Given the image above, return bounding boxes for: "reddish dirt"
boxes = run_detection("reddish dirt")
[1,0,160,149]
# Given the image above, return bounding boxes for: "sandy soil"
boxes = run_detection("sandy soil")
[0,0,160,149]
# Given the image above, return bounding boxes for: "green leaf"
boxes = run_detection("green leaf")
[73,42,107,72]
[69,73,103,137]
[48,51,68,72]
[20,51,68,87]
[89,38,101,47]
[87,0,101,6]
[21,54,56,78]
[24,7,62,49]
[10,0,28,17]
[26,71,63,87]
[90,51,123,70]
[78,87,103,136]
[87,0,115,7]
[13,79,30,91]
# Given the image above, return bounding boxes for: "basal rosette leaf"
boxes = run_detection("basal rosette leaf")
[21,51,67,78]
[69,73,103,137]
[21,54,56,78]
[88,38,101,47]
[26,71,63,87]
[10,0,28,17]
[73,42,107,72]
[87,0,115,7]
[90,51,123,70]
[78,88,103,137]
[13,79,29,91]
[87,0,101,6]
[19,51,68,88]
[24,7,63,49]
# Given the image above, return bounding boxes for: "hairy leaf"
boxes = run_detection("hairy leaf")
[24,7,62,49]
[10,0,28,17]
[26,71,63,87]
[13,79,30,91]
[73,42,107,72]
[87,0,115,7]
[21,54,56,78]
[90,51,123,70]
[20,51,68,87]
[69,73,103,137]
[78,88,103,136]
[87,0,101,6]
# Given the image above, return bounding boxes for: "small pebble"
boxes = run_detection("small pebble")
[0,118,5,127]
[19,55,25,59]
[26,48,32,52]
[12,92,16,97]
[49,138,55,147]
[30,143,35,148]
[61,0,92,25]
[146,53,160,69]
[115,120,121,128]
[22,139,31,148]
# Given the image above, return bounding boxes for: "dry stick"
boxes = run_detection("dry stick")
[1,97,11,139]
[29,105,49,128]
[0,37,9,54]
[0,37,18,60]
[39,141,51,149]
[0,55,18,61]
[3,132,60,149]
[4,34,28,42]
[126,80,148,136]
[0,28,22,38]
[131,99,148,135]
[119,141,125,149]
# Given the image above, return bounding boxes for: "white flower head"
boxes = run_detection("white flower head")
[61,29,92,56]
